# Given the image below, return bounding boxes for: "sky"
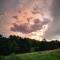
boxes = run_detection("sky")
[0,0,60,41]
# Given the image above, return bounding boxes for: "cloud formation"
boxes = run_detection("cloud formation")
[11,17,50,34]
[0,0,53,40]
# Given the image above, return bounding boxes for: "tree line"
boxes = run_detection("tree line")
[0,34,60,55]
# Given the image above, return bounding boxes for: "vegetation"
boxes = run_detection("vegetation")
[0,34,60,55]
[0,49,60,60]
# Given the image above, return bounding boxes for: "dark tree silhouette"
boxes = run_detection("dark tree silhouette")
[0,34,60,55]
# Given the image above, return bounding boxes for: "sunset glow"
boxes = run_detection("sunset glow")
[0,0,56,41]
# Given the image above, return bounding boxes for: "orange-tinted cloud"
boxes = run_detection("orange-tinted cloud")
[0,0,53,40]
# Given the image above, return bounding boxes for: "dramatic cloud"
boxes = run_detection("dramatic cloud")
[0,0,54,40]
[11,17,50,34]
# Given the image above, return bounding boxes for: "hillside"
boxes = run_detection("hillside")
[0,49,60,60]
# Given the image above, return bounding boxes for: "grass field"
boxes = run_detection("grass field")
[0,49,60,60]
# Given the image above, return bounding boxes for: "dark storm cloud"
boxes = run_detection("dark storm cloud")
[32,18,50,30]
[11,18,49,34]
[31,19,43,31]
[45,0,60,39]
[11,23,29,33]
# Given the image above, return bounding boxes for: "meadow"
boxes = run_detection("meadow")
[0,49,60,60]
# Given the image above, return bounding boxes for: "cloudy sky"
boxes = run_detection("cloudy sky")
[0,0,60,41]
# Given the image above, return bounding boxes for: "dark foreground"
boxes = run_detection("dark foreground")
[0,49,60,60]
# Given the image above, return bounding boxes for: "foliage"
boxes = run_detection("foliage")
[0,34,60,55]
[0,49,60,60]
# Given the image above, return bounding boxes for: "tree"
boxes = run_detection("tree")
[0,34,3,38]
[9,35,18,53]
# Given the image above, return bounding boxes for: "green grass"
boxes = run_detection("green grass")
[0,49,60,60]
